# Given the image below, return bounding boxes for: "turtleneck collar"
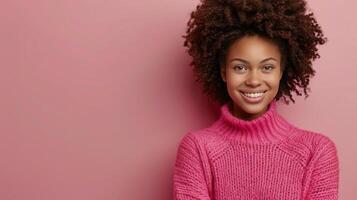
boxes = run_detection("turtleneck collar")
[210,100,295,145]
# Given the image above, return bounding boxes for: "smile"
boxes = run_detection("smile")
[240,91,267,98]
[239,90,267,103]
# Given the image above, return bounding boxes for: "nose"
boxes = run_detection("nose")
[245,70,261,87]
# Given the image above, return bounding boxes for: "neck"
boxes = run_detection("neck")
[210,100,294,145]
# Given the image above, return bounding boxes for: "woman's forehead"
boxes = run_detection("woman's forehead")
[226,35,281,62]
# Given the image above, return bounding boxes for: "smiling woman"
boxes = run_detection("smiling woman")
[173,0,340,199]
[221,35,283,120]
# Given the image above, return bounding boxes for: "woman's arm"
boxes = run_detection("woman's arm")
[173,132,211,200]
[305,137,340,200]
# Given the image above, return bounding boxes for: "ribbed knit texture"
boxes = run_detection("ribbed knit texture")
[173,100,339,200]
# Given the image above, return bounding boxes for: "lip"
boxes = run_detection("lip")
[239,90,267,104]
[240,90,267,93]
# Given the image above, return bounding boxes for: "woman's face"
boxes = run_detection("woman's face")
[220,35,283,121]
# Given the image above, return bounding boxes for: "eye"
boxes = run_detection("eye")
[263,65,274,71]
[233,65,247,72]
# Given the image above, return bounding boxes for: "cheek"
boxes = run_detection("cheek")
[226,77,244,89]
[265,74,281,87]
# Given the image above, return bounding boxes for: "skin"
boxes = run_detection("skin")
[220,35,283,121]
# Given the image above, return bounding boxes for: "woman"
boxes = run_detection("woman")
[173,0,339,199]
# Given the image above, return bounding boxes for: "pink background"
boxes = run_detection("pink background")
[0,0,356,199]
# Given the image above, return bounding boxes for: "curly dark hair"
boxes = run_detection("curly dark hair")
[182,0,327,105]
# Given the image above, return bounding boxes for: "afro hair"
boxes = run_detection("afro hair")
[182,0,327,105]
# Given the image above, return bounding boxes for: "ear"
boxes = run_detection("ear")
[220,65,226,82]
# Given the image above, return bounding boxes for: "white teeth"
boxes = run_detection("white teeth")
[242,91,265,98]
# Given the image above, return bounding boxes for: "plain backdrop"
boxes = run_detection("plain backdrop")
[0,0,356,199]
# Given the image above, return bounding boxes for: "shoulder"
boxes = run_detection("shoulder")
[291,128,339,178]
[292,127,337,151]
[177,127,231,161]
[179,127,223,145]
[277,127,338,167]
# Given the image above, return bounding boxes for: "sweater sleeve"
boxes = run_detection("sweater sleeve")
[173,132,211,200]
[305,137,340,200]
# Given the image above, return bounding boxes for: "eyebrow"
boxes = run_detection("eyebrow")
[229,57,278,64]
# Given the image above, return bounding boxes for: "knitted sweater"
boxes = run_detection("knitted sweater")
[173,100,339,200]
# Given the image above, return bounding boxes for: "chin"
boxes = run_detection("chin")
[230,96,271,117]
[239,101,268,114]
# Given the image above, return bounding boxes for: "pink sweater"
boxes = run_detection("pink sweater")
[173,100,339,200]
